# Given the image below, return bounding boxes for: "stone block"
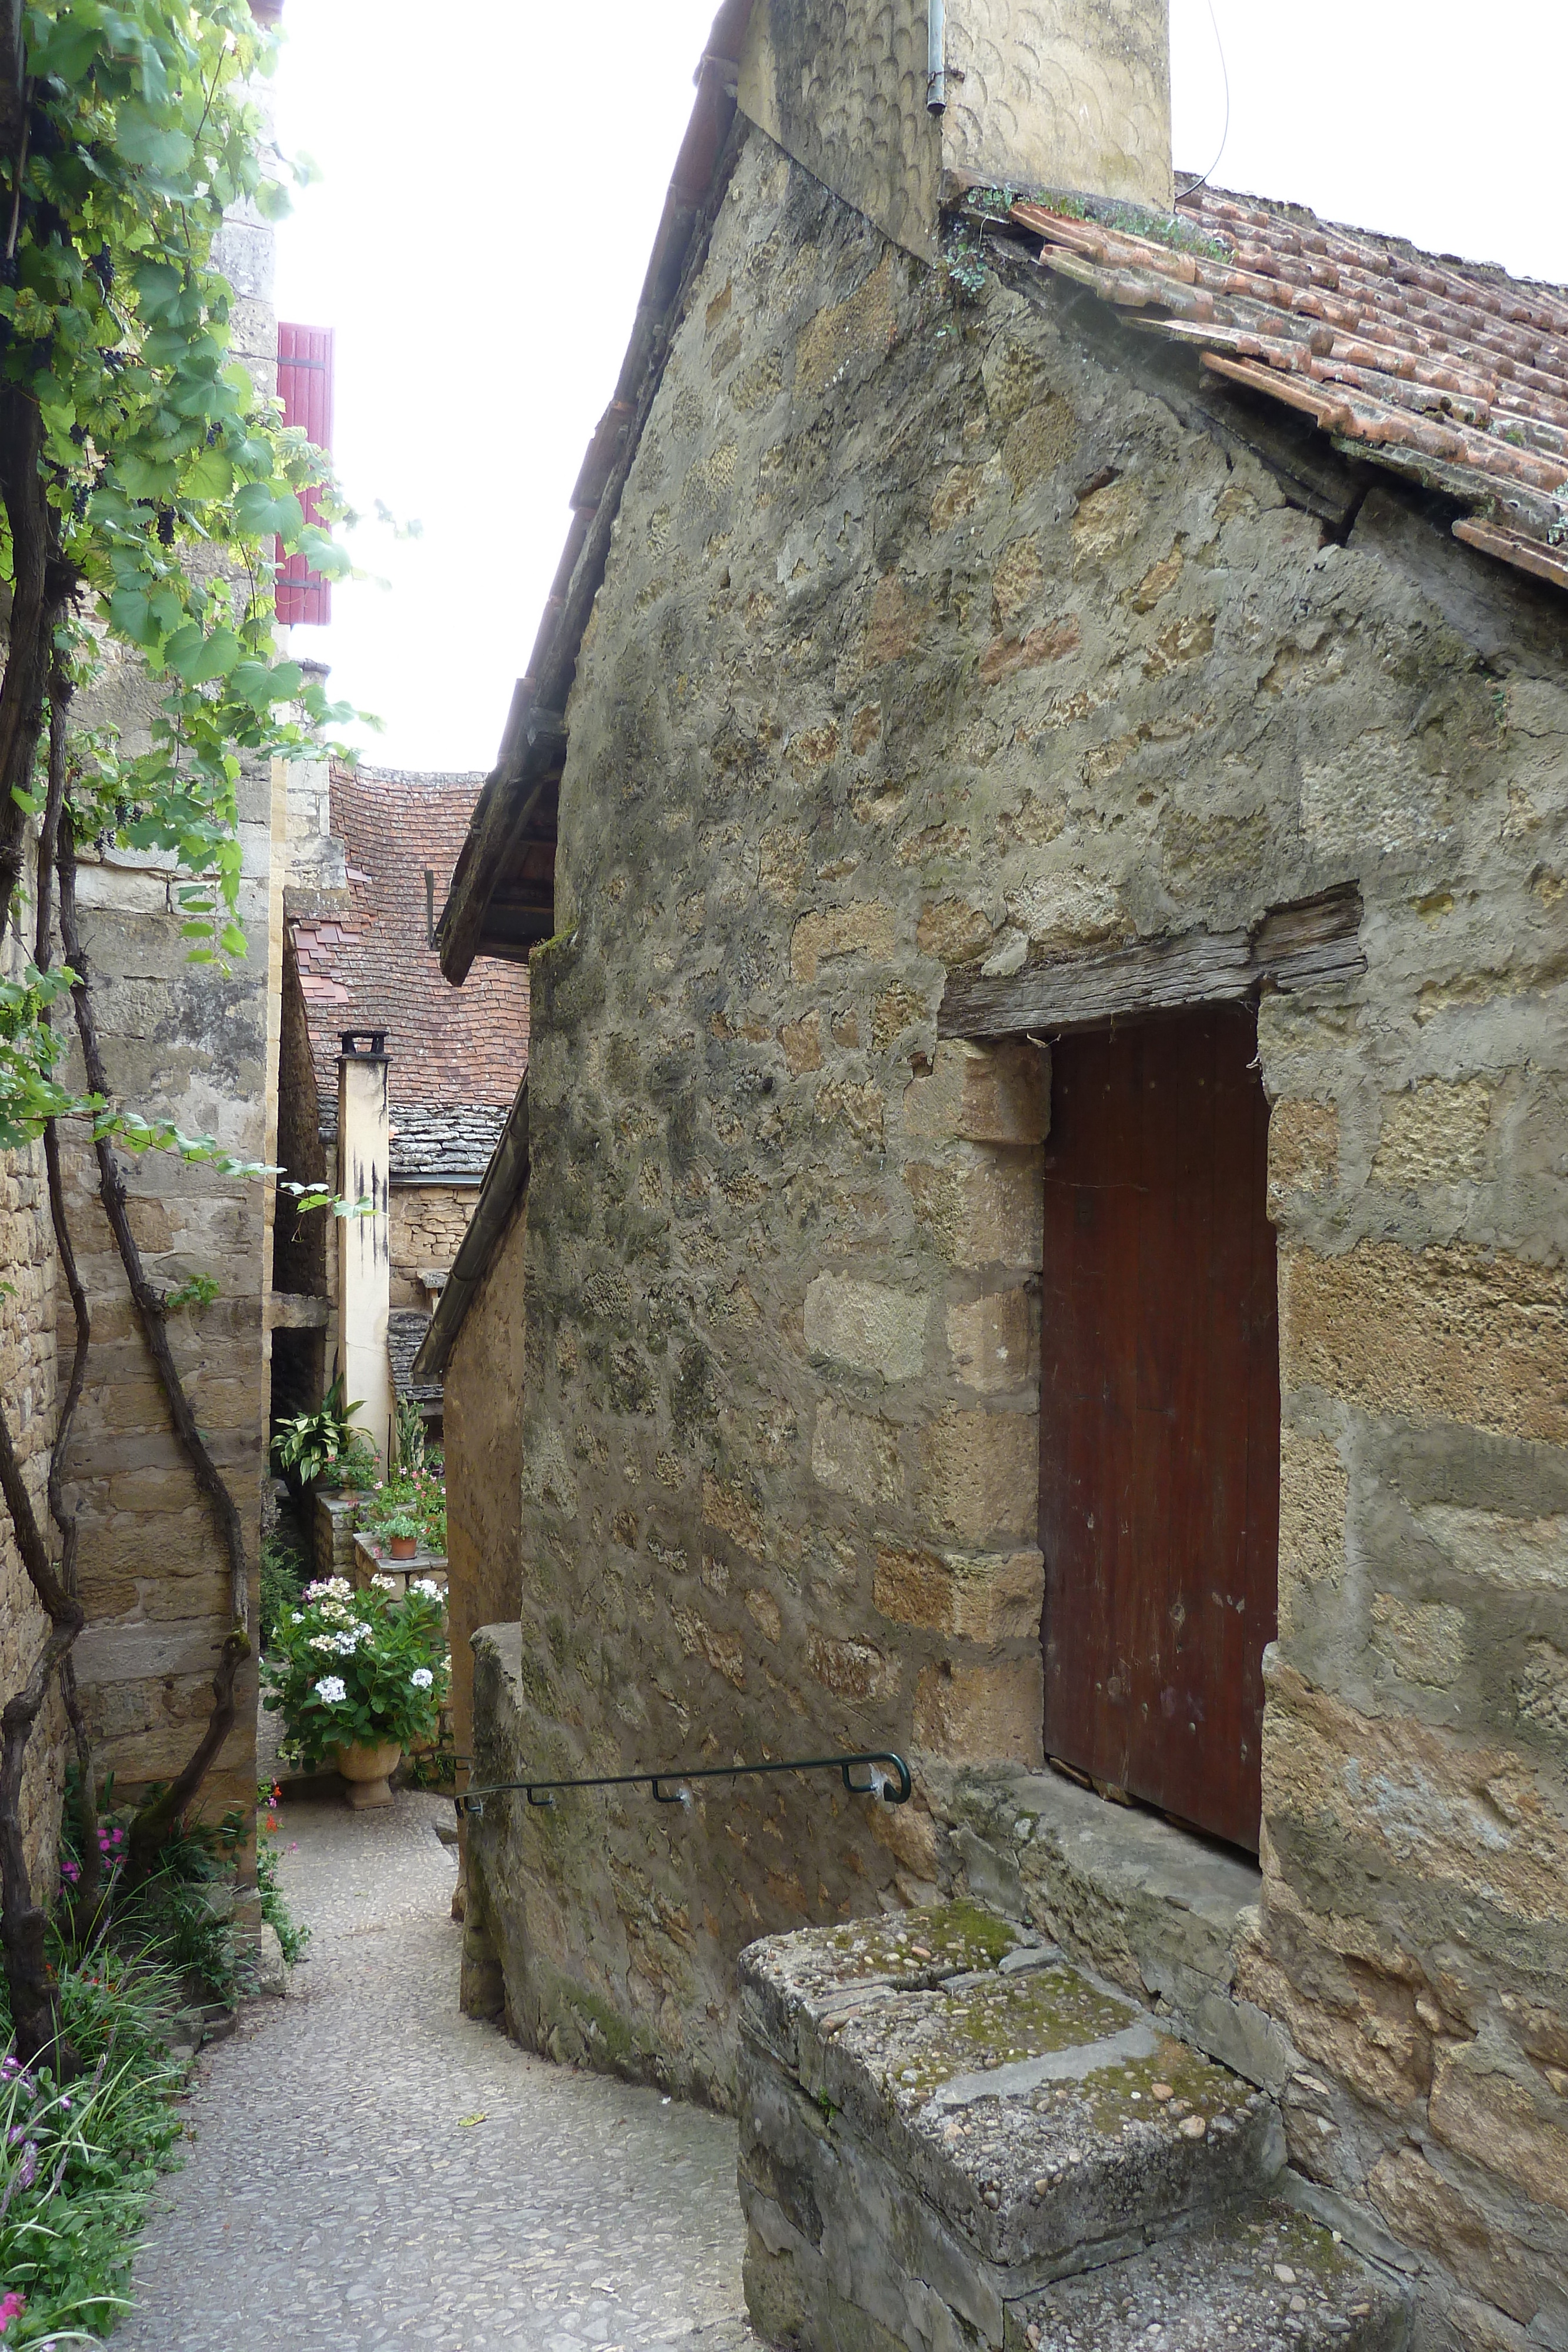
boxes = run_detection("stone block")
[1372,1078,1493,1190]
[914,1658,1043,1767]
[738,1906,1290,2352]
[1369,1592,1466,1687]
[1429,2040,1568,2219]
[874,1542,1044,1642]
[1268,1098,1339,1203]
[703,1471,766,1560]
[790,898,897,984]
[805,1272,928,1383]
[904,1153,1043,1272]
[1008,2204,1408,2352]
[1261,1659,1568,1957]
[1277,1428,1347,1645]
[812,1401,904,1507]
[805,1631,890,1700]
[902,1041,1048,1147]
[1367,2147,1563,2331]
[917,1408,1037,1545]
[945,1289,1034,1394]
[1279,1240,1568,1444]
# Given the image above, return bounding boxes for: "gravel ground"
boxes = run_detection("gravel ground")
[116,1786,754,2352]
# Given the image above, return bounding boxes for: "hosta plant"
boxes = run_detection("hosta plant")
[260,1577,448,1770]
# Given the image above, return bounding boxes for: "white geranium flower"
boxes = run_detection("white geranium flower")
[305,1576,353,1603]
[315,1675,347,1703]
[371,1573,397,1592]
[410,1667,434,1689]
[411,1578,442,1601]
[289,1611,303,1624]
[308,1634,337,1654]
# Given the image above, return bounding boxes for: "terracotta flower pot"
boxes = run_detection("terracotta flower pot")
[389,1534,417,1561]
[335,1737,402,1809]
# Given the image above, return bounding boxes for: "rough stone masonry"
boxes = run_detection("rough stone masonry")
[447,9,1568,2347]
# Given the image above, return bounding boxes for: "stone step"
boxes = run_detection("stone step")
[1005,2201,1411,2352]
[740,1903,1292,2352]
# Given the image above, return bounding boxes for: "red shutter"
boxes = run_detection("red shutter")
[275,323,334,626]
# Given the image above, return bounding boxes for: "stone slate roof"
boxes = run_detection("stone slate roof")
[292,764,530,1177]
[1004,185,1568,591]
[387,1307,442,1406]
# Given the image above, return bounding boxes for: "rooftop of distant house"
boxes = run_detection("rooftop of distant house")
[292,763,530,1179]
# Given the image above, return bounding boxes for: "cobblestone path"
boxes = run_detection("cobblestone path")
[117,1789,753,2352]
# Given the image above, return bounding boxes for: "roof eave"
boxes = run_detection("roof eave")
[411,1074,531,1381]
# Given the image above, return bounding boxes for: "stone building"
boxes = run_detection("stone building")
[433,2,1567,2343]
[275,759,530,1441]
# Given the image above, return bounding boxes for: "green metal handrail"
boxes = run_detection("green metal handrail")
[461,1749,912,1815]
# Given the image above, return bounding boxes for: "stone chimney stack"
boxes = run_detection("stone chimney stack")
[736,0,1172,262]
[336,1029,392,1476]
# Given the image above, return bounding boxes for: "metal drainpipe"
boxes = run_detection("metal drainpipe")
[927,0,945,113]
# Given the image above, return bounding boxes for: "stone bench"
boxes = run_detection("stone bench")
[738,1904,1409,2352]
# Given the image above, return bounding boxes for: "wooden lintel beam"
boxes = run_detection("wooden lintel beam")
[938,886,1364,1040]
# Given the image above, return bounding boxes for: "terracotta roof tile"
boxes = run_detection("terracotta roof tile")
[290,764,529,1177]
[1004,184,1568,592]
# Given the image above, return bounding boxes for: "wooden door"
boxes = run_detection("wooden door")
[1038,1005,1279,1851]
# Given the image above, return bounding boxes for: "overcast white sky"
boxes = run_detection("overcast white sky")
[271,1,1568,771]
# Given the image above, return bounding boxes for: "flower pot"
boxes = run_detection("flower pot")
[389,1534,417,1561]
[334,1738,402,1809]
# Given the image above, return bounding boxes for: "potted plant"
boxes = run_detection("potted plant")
[331,1432,380,1499]
[382,1509,419,1562]
[272,1374,372,1492]
[261,1575,449,1808]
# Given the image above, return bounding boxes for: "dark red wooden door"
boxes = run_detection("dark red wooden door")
[1039,1005,1279,1850]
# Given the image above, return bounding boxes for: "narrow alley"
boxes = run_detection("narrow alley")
[115,1792,754,2352]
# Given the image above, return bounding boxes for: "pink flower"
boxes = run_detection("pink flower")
[0,2288,26,2330]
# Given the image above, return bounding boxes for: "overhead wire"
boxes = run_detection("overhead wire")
[1174,0,1231,206]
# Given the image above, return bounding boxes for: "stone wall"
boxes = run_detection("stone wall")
[443,1191,527,1778]
[467,125,1568,2343]
[49,187,283,1835]
[389,1184,480,1309]
[58,777,277,1826]
[0,1118,66,1894]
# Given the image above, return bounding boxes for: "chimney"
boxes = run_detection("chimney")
[336,1029,392,1476]
[736,0,1172,263]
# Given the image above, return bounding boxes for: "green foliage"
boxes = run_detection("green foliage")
[0,0,362,1149]
[394,1392,428,1474]
[255,1785,310,1967]
[379,1510,418,1541]
[0,1957,185,2343]
[2,1776,322,2341]
[258,1528,306,1651]
[356,1459,445,1555]
[330,1432,379,1492]
[270,1371,366,1487]
[261,1573,449,1770]
[106,1822,243,2009]
[161,1269,218,1310]
[941,222,989,303]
